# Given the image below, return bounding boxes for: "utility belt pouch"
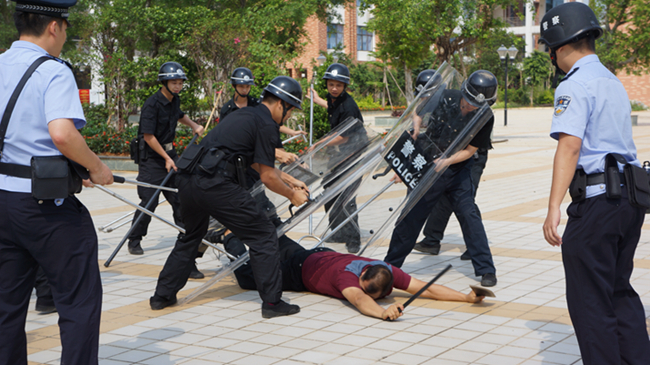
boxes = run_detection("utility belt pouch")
[30,156,85,200]
[624,164,650,209]
[569,169,587,202]
[234,156,247,188]
[176,143,205,173]
[605,154,622,199]
[129,136,140,164]
[197,148,225,176]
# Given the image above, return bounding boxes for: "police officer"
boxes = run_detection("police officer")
[540,3,650,363]
[127,62,204,258]
[412,69,489,260]
[0,1,113,363]
[307,63,365,253]
[150,76,309,318]
[220,67,259,120]
[384,70,498,287]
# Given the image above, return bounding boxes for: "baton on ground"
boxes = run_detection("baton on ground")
[399,264,452,314]
[113,175,178,193]
[95,185,237,261]
[104,134,199,267]
[98,198,168,233]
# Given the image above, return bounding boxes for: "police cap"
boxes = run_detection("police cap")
[263,76,303,110]
[415,69,442,93]
[231,67,255,85]
[12,0,76,19]
[158,62,187,82]
[461,70,498,107]
[322,63,350,85]
[538,2,602,50]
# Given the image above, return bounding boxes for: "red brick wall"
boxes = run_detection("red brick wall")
[287,16,327,80]
[618,72,650,107]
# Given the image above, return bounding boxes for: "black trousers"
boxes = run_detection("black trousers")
[154,173,283,304]
[0,191,102,365]
[324,180,362,245]
[34,266,54,307]
[129,156,184,242]
[384,160,495,276]
[562,192,650,364]
[421,149,488,244]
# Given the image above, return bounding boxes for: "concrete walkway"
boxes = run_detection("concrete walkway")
[24,108,650,365]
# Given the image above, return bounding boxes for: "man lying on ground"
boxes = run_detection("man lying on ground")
[224,235,484,320]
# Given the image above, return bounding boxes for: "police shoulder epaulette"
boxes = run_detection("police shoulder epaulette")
[559,67,580,84]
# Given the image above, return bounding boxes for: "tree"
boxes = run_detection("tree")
[0,0,17,51]
[523,50,552,105]
[592,0,650,75]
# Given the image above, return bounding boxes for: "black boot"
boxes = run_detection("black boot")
[189,262,204,279]
[413,239,441,255]
[128,239,143,255]
[261,300,300,318]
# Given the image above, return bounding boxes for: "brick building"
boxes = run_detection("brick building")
[286,3,376,80]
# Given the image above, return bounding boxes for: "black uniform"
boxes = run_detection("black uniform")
[153,105,284,304]
[220,95,260,122]
[324,91,365,248]
[129,89,185,244]
[385,90,496,277]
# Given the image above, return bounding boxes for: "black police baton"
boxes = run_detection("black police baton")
[104,133,199,267]
[396,264,452,315]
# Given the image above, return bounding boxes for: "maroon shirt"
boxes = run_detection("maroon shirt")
[301,251,411,300]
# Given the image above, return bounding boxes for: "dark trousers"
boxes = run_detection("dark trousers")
[562,192,650,364]
[34,266,54,307]
[129,156,184,243]
[384,161,495,276]
[324,181,361,245]
[0,191,102,365]
[154,174,283,304]
[422,150,487,244]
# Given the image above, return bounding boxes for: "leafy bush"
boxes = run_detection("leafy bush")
[631,100,648,111]
[536,90,554,105]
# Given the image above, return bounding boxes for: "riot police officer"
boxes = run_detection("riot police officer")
[384,70,498,287]
[412,69,490,260]
[307,63,365,253]
[150,76,309,318]
[540,3,650,363]
[127,62,204,258]
[0,1,113,363]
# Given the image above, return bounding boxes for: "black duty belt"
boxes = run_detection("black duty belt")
[586,172,625,185]
[0,161,31,179]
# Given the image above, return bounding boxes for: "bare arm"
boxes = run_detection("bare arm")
[48,118,113,185]
[279,125,306,137]
[405,277,482,303]
[341,286,403,320]
[276,148,299,164]
[305,86,327,108]
[178,114,204,136]
[254,163,308,206]
[543,133,582,246]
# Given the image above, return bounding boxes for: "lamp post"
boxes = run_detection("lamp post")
[497,45,518,126]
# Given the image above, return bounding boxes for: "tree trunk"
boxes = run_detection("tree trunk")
[382,68,387,107]
[404,65,414,105]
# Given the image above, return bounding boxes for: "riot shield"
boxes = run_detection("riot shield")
[310,62,495,258]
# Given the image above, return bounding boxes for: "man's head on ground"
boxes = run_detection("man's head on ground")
[538,2,601,74]
[359,265,394,299]
[13,0,74,57]
[262,76,303,125]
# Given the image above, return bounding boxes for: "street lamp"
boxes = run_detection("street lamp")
[497,45,518,126]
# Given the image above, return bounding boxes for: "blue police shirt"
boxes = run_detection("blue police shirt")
[0,41,85,193]
[549,54,639,198]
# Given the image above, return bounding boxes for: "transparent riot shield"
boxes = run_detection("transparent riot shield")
[310,62,495,259]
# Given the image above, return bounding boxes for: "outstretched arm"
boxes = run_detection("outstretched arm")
[341,287,403,320]
[405,277,483,303]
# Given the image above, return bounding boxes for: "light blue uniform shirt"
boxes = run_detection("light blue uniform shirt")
[549,54,639,198]
[0,41,85,193]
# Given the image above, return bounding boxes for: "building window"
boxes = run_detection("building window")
[327,24,344,49]
[357,26,373,51]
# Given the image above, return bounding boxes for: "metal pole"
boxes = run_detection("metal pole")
[308,71,316,235]
[104,133,199,267]
[504,56,508,127]
[95,185,237,260]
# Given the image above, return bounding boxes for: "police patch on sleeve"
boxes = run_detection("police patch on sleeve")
[554,95,571,117]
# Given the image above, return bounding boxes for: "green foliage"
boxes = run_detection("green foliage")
[355,95,382,110]
[593,0,650,75]
[536,89,554,105]
[0,1,17,51]
[631,100,648,111]
[523,51,552,87]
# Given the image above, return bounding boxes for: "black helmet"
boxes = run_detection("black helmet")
[538,2,602,50]
[322,63,350,85]
[415,70,443,93]
[158,62,187,82]
[461,70,498,107]
[231,67,255,85]
[263,76,303,110]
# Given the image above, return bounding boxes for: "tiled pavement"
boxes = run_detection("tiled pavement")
[25,108,650,365]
